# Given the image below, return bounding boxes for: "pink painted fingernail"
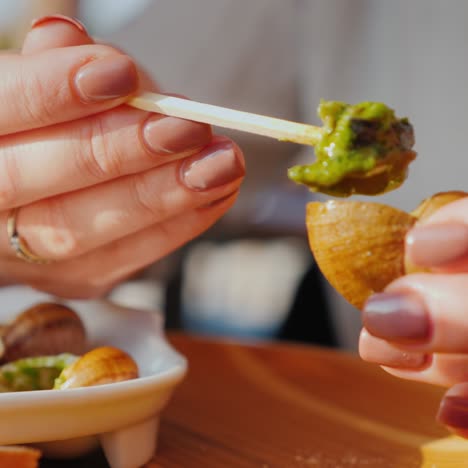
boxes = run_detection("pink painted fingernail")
[406,224,468,267]
[362,292,430,342]
[181,140,245,191]
[74,55,138,102]
[31,14,86,33]
[143,116,212,155]
[438,384,468,430]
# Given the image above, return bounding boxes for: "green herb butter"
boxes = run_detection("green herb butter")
[287,100,416,196]
[0,353,78,391]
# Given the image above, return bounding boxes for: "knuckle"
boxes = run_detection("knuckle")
[40,198,82,258]
[154,218,175,242]
[75,117,125,181]
[15,65,69,128]
[0,150,20,208]
[130,172,167,221]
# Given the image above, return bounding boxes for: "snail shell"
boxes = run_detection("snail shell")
[55,346,139,389]
[0,303,87,363]
[306,191,468,310]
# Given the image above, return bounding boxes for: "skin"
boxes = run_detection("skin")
[359,195,468,437]
[0,16,245,298]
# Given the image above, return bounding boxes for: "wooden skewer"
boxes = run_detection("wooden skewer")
[128,92,323,146]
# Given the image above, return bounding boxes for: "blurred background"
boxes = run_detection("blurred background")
[0,0,465,352]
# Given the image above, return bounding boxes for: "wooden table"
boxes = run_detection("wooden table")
[43,333,468,467]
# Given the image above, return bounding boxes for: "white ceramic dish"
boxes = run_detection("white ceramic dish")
[0,286,188,468]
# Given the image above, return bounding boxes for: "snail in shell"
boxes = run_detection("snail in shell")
[0,303,87,364]
[0,304,138,392]
[0,346,139,392]
[0,303,86,363]
[306,191,468,310]
[54,346,139,389]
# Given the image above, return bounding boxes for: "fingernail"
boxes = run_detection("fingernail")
[74,55,138,102]
[438,385,468,430]
[406,224,468,267]
[359,329,428,368]
[362,292,430,342]
[181,140,245,191]
[143,116,212,155]
[31,14,86,33]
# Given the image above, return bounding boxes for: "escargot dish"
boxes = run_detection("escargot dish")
[0,303,139,392]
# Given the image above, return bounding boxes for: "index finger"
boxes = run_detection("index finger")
[0,44,138,135]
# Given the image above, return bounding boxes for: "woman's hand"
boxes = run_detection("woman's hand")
[359,194,468,437]
[0,15,244,298]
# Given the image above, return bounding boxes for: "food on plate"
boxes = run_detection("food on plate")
[0,302,86,363]
[305,191,468,309]
[287,100,416,196]
[0,307,141,464]
[0,445,41,468]
[0,353,77,392]
[54,346,139,389]
[0,346,139,392]
[0,304,139,392]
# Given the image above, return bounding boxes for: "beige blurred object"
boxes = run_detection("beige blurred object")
[10,0,78,48]
[181,238,310,335]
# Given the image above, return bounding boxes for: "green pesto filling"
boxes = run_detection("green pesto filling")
[0,354,78,392]
[287,100,416,196]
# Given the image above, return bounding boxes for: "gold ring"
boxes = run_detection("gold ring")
[7,208,52,264]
